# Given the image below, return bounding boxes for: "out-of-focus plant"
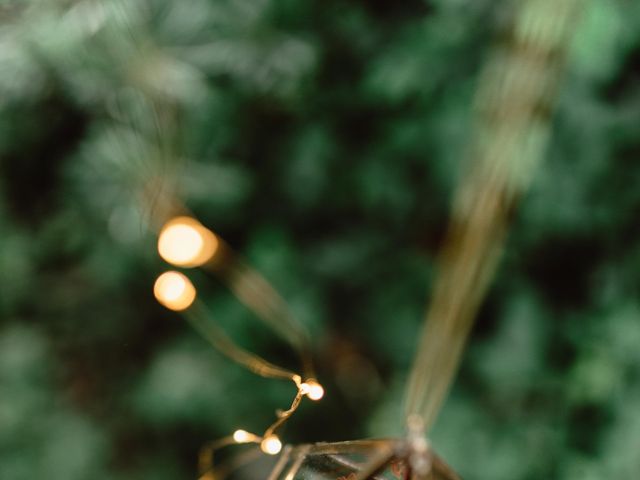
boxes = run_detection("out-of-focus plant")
[1,0,640,479]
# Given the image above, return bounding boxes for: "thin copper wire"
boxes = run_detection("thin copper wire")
[262,385,305,439]
[223,259,315,379]
[184,302,301,382]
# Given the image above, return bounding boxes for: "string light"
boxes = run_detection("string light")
[158,216,218,267]
[154,214,324,475]
[199,375,327,477]
[154,271,196,311]
[260,435,282,455]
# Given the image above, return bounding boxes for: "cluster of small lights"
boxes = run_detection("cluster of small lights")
[229,378,324,455]
[153,216,324,460]
[230,429,282,455]
[154,216,219,311]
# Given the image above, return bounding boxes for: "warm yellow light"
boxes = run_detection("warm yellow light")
[153,271,196,311]
[233,429,254,443]
[302,380,324,401]
[260,435,282,455]
[158,216,218,267]
[299,382,310,395]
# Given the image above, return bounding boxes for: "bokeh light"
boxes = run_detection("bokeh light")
[304,380,324,401]
[232,429,254,443]
[158,217,218,267]
[153,271,196,311]
[300,379,325,401]
[260,435,282,455]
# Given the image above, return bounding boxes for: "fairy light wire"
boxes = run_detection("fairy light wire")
[183,305,317,437]
[195,364,319,478]
[184,301,301,381]
[224,259,315,378]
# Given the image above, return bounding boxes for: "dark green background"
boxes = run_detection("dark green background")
[1,0,639,479]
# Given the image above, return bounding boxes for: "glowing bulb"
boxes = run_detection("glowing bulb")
[302,380,324,401]
[153,271,196,311]
[158,216,218,267]
[260,435,282,455]
[233,429,253,443]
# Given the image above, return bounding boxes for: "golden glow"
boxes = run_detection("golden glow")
[260,435,282,455]
[153,271,196,311]
[301,379,324,401]
[232,429,254,443]
[158,216,218,267]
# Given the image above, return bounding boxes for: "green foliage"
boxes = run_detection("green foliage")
[1,0,640,479]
